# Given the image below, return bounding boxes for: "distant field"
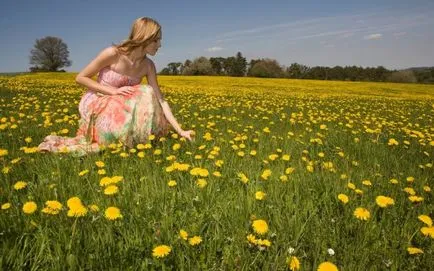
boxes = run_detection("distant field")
[0,73,433,270]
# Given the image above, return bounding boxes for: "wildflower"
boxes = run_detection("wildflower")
[406,176,415,183]
[403,187,416,195]
[196,179,207,188]
[317,261,339,271]
[282,154,291,161]
[237,172,249,184]
[104,207,122,220]
[347,182,356,190]
[255,191,266,200]
[423,186,431,192]
[104,185,119,195]
[362,180,372,186]
[407,247,423,255]
[285,167,295,174]
[420,227,434,238]
[375,196,395,208]
[261,169,272,180]
[13,181,27,190]
[95,161,105,168]
[287,256,300,271]
[188,236,202,246]
[389,178,398,184]
[280,175,288,182]
[408,196,424,203]
[179,230,188,240]
[168,180,177,187]
[23,201,37,214]
[1,203,11,210]
[327,248,335,256]
[418,215,432,226]
[353,207,370,221]
[78,169,90,176]
[97,169,106,175]
[388,138,399,146]
[337,194,349,204]
[89,204,99,212]
[252,219,268,235]
[152,245,171,258]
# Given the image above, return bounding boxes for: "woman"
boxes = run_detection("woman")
[38,17,194,156]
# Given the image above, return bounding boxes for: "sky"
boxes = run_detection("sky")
[1,0,434,73]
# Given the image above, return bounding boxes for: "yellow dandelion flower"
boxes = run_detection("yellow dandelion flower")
[196,179,207,188]
[168,180,177,187]
[247,234,257,244]
[78,169,89,176]
[282,154,291,161]
[89,204,100,212]
[407,247,423,255]
[317,261,339,271]
[347,182,356,190]
[279,175,288,182]
[152,245,171,258]
[14,181,27,190]
[95,161,105,168]
[408,196,424,203]
[406,176,415,183]
[1,203,11,210]
[104,185,119,195]
[23,201,37,214]
[418,215,432,226]
[338,194,349,204]
[97,169,106,175]
[250,150,257,156]
[420,226,434,238]
[353,207,370,221]
[389,178,399,184]
[188,236,202,246]
[179,229,188,240]
[388,138,399,146]
[375,196,395,208]
[403,187,416,195]
[287,256,300,271]
[255,191,266,200]
[213,171,221,177]
[285,167,295,174]
[104,207,122,220]
[362,180,372,186]
[0,149,8,157]
[261,169,272,180]
[252,219,268,235]
[237,172,249,184]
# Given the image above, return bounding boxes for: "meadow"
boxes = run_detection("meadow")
[0,73,433,270]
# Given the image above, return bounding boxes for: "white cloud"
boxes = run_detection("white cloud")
[364,33,383,40]
[393,32,407,36]
[206,46,223,52]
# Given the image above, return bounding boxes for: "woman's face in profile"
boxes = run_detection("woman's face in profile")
[144,37,161,56]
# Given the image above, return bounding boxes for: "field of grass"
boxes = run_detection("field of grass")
[0,73,433,270]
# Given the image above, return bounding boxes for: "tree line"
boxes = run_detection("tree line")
[27,36,433,84]
[160,52,434,84]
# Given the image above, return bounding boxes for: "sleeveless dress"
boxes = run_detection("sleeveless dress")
[38,66,170,156]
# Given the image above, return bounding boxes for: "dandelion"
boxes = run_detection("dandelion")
[418,215,432,226]
[237,172,249,184]
[375,196,395,208]
[408,196,424,203]
[389,178,399,184]
[287,256,300,271]
[0,149,8,156]
[337,194,349,204]
[261,169,272,180]
[78,169,89,176]
[317,261,339,271]
[95,161,105,168]
[196,179,207,188]
[362,180,372,186]
[104,185,119,195]
[1,203,11,210]
[420,227,434,238]
[255,191,266,200]
[279,175,288,182]
[252,219,268,235]
[13,181,27,190]
[23,201,37,214]
[89,204,100,212]
[152,245,171,258]
[179,229,188,240]
[188,236,202,246]
[104,207,122,220]
[388,138,399,146]
[407,247,423,255]
[168,180,177,187]
[353,207,370,221]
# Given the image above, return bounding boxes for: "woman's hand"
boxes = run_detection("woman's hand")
[113,86,135,96]
[179,130,195,141]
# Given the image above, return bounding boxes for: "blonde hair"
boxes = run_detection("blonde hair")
[115,17,162,55]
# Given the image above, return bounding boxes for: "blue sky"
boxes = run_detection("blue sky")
[1,0,433,73]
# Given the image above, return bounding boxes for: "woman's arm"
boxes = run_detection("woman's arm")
[75,47,134,96]
[146,59,193,140]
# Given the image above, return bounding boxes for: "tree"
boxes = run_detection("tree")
[167,62,182,75]
[209,57,226,75]
[29,36,72,72]
[249,59,284,78]
[182,57,214,75]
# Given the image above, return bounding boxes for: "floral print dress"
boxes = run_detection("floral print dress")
[38,66,170,156]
